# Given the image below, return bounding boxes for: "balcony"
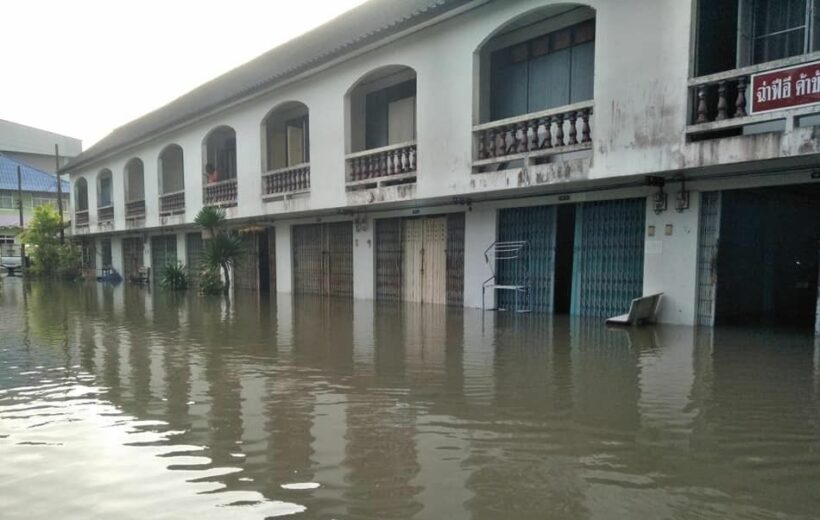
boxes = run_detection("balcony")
[472,101,593,172]
[75,210,89,227]
[125,199,146,219]
[204,178,237,207]
[97,205,114,223]
[262,164,310,200]
[345,141,417,191]
[687,52,820,137]
[159,191,185,215]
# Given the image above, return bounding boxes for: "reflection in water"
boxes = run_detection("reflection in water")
[1,277,820,519]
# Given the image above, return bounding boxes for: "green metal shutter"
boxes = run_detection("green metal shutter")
[571,199,645,317]
[497,205,556,312]
[375,218,402,302]
[151,235,178,283]
[186,233,204,285]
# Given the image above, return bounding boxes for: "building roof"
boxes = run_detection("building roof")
[0,119,82,157]
[0,153,69,194]
[62,0,477,173]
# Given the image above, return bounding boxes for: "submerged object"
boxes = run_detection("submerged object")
[606,293,663,326]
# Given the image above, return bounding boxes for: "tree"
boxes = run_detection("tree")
[18,205,81,279]
[194,206,242,293]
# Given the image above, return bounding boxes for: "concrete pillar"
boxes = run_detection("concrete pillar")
[143,155,160,229]
[463,205,497,309]
[176,231,187,268]
[353,220,374,300]
[642,193,700,325]
[111,236,124,275]
[275,223,292,293]
[143,234,153,272]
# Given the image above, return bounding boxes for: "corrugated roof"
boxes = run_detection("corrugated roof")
[63,0,476,172]
[0,153,69,194]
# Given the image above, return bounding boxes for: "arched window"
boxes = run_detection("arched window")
[159,144,185,214]
[262,102,309,171]
[97,169,113,208]
[202,126,238,207]
[345,65,417,186]
[124,158,146,219]
[74,177,88,211]
[203,126,237,182]
[260,102,311,197]
[473,5,595,169]
[96,169,114,224]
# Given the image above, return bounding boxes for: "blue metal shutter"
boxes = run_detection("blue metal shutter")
[696,192,721,326]
[497,205,556,312]
[571,199,645,317]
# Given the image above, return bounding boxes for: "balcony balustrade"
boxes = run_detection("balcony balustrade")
[346,141,417,190]
[97,205,114,223]
[203,178,237,207]
[688,53,820,134]
[125,199,146,219]
[262,164,310,199]
[473,101,593,169]
[75,210,89,226]
[159,191,185,215]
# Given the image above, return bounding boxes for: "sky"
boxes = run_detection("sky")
[0,0,368,150]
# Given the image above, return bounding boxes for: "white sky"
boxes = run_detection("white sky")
[0,0,368,149]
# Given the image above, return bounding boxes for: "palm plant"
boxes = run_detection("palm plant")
[194,206,242,293]
[160,262,189,290]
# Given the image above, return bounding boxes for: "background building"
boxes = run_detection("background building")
[0,119,82,174]
[0,153,69,256]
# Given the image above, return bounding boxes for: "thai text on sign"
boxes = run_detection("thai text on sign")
[750,61,820,114]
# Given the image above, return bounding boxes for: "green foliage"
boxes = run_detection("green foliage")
[160,262,189,290]
[198,268,224,295]
[193,206,226,235]
[18,205,80,280]
[194,206,242,293]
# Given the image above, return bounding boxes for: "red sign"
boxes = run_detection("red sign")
[750,60,820,114]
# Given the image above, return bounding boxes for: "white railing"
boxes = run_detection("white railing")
[203,178,237,207]
[159,190,185,214]
[688,51,820,130]
[262,164,310,197]
[346,141,417,186]
[473,101,593,167]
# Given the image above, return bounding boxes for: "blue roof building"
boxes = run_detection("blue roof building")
[0,153,69,231]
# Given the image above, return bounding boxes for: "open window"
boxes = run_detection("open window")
[473,5,595,170]
[203,126,237,183]
[261,102,311,197]
[125,158,145,219]
[263,102,309,171]
[74,178,88,212]
[696,0,820,76]
[159,144,185,214]
[97,169,112,208]
[346,66,418,187]
[202,126,238,207]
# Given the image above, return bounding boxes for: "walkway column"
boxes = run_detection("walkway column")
[275,224,292,293]
[642,193,700,325]
[463,205,497,309]
[353,219,374,300]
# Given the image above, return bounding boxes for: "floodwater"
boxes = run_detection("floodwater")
[1,279,820,520]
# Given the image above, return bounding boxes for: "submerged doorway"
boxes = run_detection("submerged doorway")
[292,222,353,297]
[495,198,644,316]
[711,184,820,330]
[374,213,465,305]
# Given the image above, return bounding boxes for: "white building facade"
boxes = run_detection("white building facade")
[63,0,820,332]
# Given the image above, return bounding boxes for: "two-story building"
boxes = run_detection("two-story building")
[62,0,820,332]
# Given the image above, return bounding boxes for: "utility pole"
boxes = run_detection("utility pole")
[17,165,26,275]
[55,144,65,244]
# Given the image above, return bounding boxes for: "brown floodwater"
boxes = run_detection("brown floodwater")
[1,278,819,519]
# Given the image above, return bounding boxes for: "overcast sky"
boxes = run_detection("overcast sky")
[0,0,368,150]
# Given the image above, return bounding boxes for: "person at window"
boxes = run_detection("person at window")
[205,163,219,184]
